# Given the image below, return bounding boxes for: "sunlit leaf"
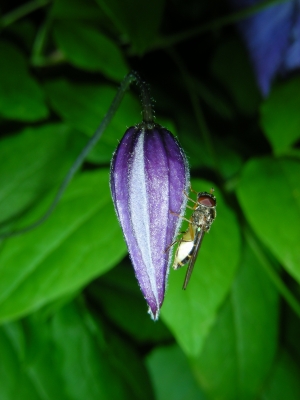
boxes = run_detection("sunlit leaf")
[0,170,126,322]
[0,41,48,121]
[260,77,300,155]
[161,180,241,357]
[236,157,300,283]
[53,21,128,80]
[192,243,279,400]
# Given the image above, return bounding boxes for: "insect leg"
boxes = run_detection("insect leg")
[170,211,191,224]
[186,205,195,210]
[165,239,179,253]
[165,227,190,253]
[183,191,198,205]
[188,222,195,240]
[189,185,198,195]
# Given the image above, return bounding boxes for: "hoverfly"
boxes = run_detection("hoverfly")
[171,188,217,290]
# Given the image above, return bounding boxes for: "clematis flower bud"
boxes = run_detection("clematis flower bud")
[110,122,189,319]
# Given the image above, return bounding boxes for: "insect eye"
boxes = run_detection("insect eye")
[198,193,216,207]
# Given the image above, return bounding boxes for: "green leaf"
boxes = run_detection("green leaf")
[260,77,300,155]
[44,79,140,163]
[0,324,42,399]
[0,170,127,322]
[51,301,132,399]
[192,243,279,400]
[215,139,243,180]
[1,299,146,400]
[101,322,155,400]
[0,123,85,227]
[260,351,300,400]
[0,41,48,121]
[88,260,172,343]
[146,344,207,400]
[18,316,70,400]
[236,157,300,283]
[95,0,165,54]
[53,21,128,80]
[211,38,261,116]
[0,327,23,398]
[161,180,241,357]
[51,0,104,19]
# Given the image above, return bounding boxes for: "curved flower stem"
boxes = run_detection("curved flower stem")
[0,0,51,28]
[168,48,220,174]
[130,71,154,124]
[151,0,289,50]
[0,71,145,239]
[244,225,300,318]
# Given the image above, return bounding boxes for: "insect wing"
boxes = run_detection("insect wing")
[182,228,205,290]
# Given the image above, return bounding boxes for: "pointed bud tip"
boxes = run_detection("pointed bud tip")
[148,305,160,321]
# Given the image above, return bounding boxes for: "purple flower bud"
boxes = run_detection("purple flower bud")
[229,0,300,96]
[110,122,189,319]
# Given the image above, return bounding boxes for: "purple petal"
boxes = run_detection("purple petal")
[229,0,295,96]
[110,123,189,319]
[283,6,300,70]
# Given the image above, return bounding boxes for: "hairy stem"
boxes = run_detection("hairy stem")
[130,71,154,124]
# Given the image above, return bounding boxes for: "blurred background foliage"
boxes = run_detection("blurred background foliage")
[0,0,300,399]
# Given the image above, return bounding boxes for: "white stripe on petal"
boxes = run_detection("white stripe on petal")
[129,131,159,308]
